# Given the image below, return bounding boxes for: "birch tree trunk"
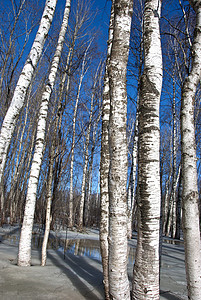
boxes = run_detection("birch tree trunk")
[180,0,201,298]
[77,63,100,230]
[41,41,72,257]
[127,97,139,239]
[42,24,77,262]
[127,10,143,239]
[175,166,182,240]
[166,75,178,238]
[163,170,172,235]
[41,130,56,266]
[132,0,163,298]
[171,72,178,238]
[40,89,64,266]
[100,2,114,299]
[68,48,89,228]
[18,0,71,267]
[107,0,133,299]
[9,94,30,224]
[0,0,57,185]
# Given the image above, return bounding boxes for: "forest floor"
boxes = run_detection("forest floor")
[0,224,188,300]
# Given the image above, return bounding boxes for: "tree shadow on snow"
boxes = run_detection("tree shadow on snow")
[160,290,185,300]
[47,249,104,300]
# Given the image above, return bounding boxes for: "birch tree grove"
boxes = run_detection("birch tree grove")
[180,0,201,298]
[0,0,58,185]
[107,0,133,298]
[18,0,71,267]
[1,1,201,299]
[132,0,163,298]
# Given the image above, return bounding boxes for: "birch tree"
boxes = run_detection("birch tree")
[127,104,139,239]
[18,0,71,267]
[0,0,57,185]
[67,1,95,227]
[77,61,101,230]
[84,86,102,226]
[41,16,78,264]
[132,0,163,298]
[68,42,90,228]
[180,0,201,298]
[107,0,133,299]
[100,2,114,298]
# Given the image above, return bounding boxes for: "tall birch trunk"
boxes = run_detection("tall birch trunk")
[17,123,37,223]
[166,76,178,238]
[77,63,100,230]
[127,97,139,239]
[41,128,56,266]
[58,42,74,229]
[9,101,29,223]
[107,0,133,299]
[132,0,163,298]
[175,166,182,240]
[68,40,90,228]
[18,0,71,267]
[41,43,73,257]
[163,170,172,235]
[180,1,201,298]
[171,72,178,238]
[128,15,143,239]
[100,2,114,299]
[0,0,57,184]
[41,88,64,266]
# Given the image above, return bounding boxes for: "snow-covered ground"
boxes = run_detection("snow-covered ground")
[0,225,187,299]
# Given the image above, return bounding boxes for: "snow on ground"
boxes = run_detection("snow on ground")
[0,225,187,299]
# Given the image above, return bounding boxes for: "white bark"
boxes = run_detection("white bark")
[108,0,133,299]
[100,2,114,299]
[171,72,177,238]
[41,84,64,266]
[0,0,57,184]
[18,0,71,267]
[175,165,182,239]
[180,1,201,298]
[132,0,163,298]
[9,92,30,224]
[41,147,54,266]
